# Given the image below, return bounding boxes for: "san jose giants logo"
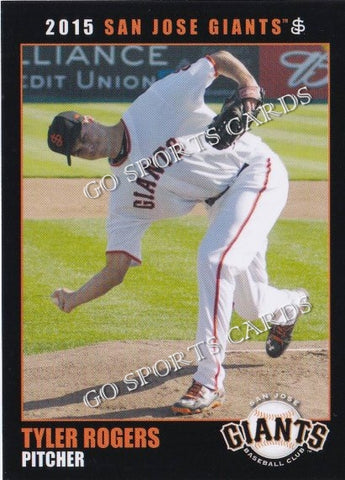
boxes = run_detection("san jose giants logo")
[220,396,329,466]
[50,133,64,147]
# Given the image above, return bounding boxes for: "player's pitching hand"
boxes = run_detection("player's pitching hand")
[51,288,75,313]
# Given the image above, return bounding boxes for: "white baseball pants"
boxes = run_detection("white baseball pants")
[193,154,297,391]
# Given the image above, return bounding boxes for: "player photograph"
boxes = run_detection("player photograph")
[4,1,343,478]
[22,43,329,421]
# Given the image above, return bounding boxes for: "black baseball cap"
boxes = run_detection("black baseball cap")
[47,111,83,166]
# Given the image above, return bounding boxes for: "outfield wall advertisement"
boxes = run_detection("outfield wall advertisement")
[23,44,328,102]
[23,45,258,101]
[259,45,328,99]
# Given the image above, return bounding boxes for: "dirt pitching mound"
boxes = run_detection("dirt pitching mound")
[24,179,328,220]
[23,340,328,421]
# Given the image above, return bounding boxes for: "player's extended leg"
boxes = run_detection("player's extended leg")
[232,248,311,357]
[172,155,291,415]
[233,239,308,319]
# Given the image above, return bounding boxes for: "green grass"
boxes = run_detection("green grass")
[251,104,328,180]
[24,102,328,180]
[23,217,328,354]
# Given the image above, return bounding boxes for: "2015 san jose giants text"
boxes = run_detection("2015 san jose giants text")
[21,427,160,468]
[45,17,288,37]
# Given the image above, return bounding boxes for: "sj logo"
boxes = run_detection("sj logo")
[50,133,63,147]
[280,50,328,88]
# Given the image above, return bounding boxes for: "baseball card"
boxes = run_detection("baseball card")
[2,0,344,478]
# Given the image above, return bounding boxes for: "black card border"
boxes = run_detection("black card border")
[2,1,345,479]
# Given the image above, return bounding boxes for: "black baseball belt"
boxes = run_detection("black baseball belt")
[205,163,249,207]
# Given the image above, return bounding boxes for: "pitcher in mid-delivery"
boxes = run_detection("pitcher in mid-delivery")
[48,50,310,415]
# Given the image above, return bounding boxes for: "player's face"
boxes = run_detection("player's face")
[72,117,108,160]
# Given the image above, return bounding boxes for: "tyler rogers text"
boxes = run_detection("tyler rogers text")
[21,426,160,467]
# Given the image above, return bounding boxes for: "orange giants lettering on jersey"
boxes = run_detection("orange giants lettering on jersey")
[133,164,165,209]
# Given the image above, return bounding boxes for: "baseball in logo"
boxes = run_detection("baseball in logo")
[50,133,63,147]
[220,394,329,466]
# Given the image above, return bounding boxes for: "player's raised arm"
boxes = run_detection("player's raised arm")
[209,50,258,87]
[51,251,131,313]
[209,50,262,112]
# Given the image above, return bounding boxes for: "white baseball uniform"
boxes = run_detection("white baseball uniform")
[106,56,300,392]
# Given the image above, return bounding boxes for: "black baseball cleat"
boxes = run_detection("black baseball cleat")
[266,324,296,358]
[266,289,311,358]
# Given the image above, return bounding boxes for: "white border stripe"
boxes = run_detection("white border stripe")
[226,347,327,354]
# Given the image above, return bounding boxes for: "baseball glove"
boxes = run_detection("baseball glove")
[205,86,264,150]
